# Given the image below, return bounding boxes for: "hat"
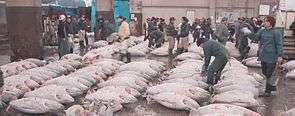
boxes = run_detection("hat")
[59,15,66,20]
[252,18,257,21]
[221,17,228,22]
[196,36,209,46]
[169,17,176,21]
[118,15,126,20]
[182,17,189,22]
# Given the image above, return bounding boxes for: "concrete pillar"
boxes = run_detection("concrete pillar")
[96,0,114,22]
[209,0,216,28]
[6,0,43,61]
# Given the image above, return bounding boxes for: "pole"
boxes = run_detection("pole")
[91,0,96,32]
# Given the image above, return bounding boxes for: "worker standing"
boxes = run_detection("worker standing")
[150,28,165,48]
[249,16,283,97]
[117,16,131,63]
[197,37,229,86]
[57,14,71,58]
[147,17,158,48]
[238,19,253,61]
[191,18,201,43]
[215,17,230,45]
[176,17,190,55]
[166,17,178,57]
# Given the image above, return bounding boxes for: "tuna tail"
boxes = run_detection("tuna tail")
[5,96,17,113]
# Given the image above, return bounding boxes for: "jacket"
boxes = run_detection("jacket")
[166,22,177,37]
[158,22,166,32]
[180,22,190,37]
[202,39,228,71]
[118,21,130,40]
[250,27,283,63]
[65,22,75,35]
[57,21,67,38]
[150,30,164,40]
[216,22,229,42]
[148,21,157,32]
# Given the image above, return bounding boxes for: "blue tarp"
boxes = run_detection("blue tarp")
[113,0,130,30]
[91,0,96,32]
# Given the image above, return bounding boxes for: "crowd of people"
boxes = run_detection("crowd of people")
[141,15,283,97]
[43,13,284,97]
[43,14,92,58]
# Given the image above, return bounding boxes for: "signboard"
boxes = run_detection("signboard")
[286,0,295,11]
[259,5,270,16]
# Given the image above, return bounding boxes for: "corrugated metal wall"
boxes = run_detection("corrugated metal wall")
[0,1,7,34]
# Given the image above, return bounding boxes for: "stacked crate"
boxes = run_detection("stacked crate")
[283,33,295,60]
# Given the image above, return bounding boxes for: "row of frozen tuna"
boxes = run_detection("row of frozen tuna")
[144,49,263,115]
[0,58,47,78]
[8,58,124,114]
[150,42,204,57]
[0,58,84,108]
[211,58,263,109]
[65,60,166,115]
[0,53,84,79]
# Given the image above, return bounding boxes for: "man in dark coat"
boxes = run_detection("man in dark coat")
[158,18,166,32]
[166,17,178,57]
[238,19,254,61]
[147,17,158,47]
[197,37,228,86]
[249,16,283,97]
[191,18,201,43]
[215,17,230,45]
[176,17,190,54]
[65,16,75,53]
[57,15,71,58]
[150,28,165,48]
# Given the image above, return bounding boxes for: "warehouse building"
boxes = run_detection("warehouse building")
[141,0,280,24]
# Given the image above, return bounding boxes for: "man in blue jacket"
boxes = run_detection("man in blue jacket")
[215,17,230,45]
[197,37,229,86]
[249,16,283,97]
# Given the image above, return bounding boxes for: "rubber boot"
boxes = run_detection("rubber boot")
[270,85,277,92]
[259,83,271,97]
[178,48,184,55]
[119,53,124,62]
[175,48,182,56]
[126,52,131,63]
